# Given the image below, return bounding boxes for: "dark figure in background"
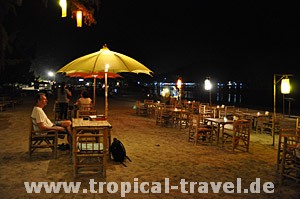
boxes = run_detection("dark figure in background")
[56,82,72,120]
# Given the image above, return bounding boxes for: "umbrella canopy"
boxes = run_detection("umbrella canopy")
[57,44,153,118]
[57,44,153,76]
[66,71,122,79]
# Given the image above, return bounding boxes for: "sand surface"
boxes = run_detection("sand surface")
[0,94,299,198]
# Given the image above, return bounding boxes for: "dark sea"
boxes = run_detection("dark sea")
[151,82,300,117]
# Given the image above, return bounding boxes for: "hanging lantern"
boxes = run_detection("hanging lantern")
[281,78,290,94]
[59,0,67,17]
[76,11,83,27]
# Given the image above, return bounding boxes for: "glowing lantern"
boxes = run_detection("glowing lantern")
[76,11,83,27]
[281,78,290,94]
[177,78,182,89]
[59,0,67,17]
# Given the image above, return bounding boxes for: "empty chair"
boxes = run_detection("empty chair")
[221,119,251,152]
[276,129,300,184]
[73,127,109,177]
[29,118,58,158]
[135,100,147,116]
[262,114,282,135]
[155,106,172,127]
[188,114,214,145]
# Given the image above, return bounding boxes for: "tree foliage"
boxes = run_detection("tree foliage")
[0,0,101,85]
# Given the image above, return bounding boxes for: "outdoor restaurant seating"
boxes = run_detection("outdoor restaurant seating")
[143,99,155,117]
[155,106,172,127]
[73,127,108,178]
[29,118,58,158]
[188,114,214,145]
[135,100,148,116]
[261,113,283,135]
[276,128,300,184]
[76,104,97,118]
[221,119,251,152]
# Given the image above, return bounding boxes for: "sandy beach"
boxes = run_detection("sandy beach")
[0,93,299,198]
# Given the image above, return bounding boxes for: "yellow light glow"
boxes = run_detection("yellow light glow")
[177,79,182,89]
[105,64,109,72]
[76,11,82,27]
[281,78,290,94]
[59,0,67,17]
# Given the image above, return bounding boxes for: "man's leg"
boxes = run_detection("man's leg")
[61,120,72,146]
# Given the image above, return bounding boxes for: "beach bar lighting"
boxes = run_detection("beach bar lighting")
[204,77,212,105]
[59,0,67,17]
[177,78,182,102]
[272,74,292,146]
[177,78,182,89]
[281,78,290,94]
[76,10,83,27]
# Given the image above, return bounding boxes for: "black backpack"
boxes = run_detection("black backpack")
[110,138,131,167]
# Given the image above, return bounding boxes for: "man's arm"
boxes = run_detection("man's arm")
[37,122,65,132]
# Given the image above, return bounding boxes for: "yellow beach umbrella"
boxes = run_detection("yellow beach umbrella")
[57,44,153,118]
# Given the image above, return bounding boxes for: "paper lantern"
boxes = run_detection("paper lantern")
[76,11,82,27]
[59,0,67,17]
[281,78,290,94]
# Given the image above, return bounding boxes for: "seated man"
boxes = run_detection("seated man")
[31,92,72,148]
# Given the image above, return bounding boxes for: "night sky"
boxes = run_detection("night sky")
[19,1,299,88]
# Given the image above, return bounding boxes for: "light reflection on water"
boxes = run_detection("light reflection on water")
[152,82,299,116]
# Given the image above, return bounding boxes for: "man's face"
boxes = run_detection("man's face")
[38,94,48,107]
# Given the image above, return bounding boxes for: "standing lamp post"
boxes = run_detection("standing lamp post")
[204,77,212,106]
[177,78,182,103]
[272,74,292,146]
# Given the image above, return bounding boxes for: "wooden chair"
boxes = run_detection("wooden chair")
[262,114,282,135]
[29,118,58,158]
[73,127,109,178]
[77,104,97,118]
[296,117,300,131]
[155,106,172,127]
[221,119,251,152]
[188,114,214,145]
[144,100,155,117]
[135,100,147,116]
[178,109,190,129]
[276,129,300,184]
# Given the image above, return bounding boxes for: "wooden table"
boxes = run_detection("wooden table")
[166,108,191,128]
[72,118,112,149]
[204,117,234,145]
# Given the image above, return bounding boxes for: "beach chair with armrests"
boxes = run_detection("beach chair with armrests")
[188,114,214,145]
[29,118,58,158]
[221,119,251,152]
[276,129,300,184]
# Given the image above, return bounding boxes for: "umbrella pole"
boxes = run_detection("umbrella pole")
[105,72,108,119]
[93,77,96,107]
